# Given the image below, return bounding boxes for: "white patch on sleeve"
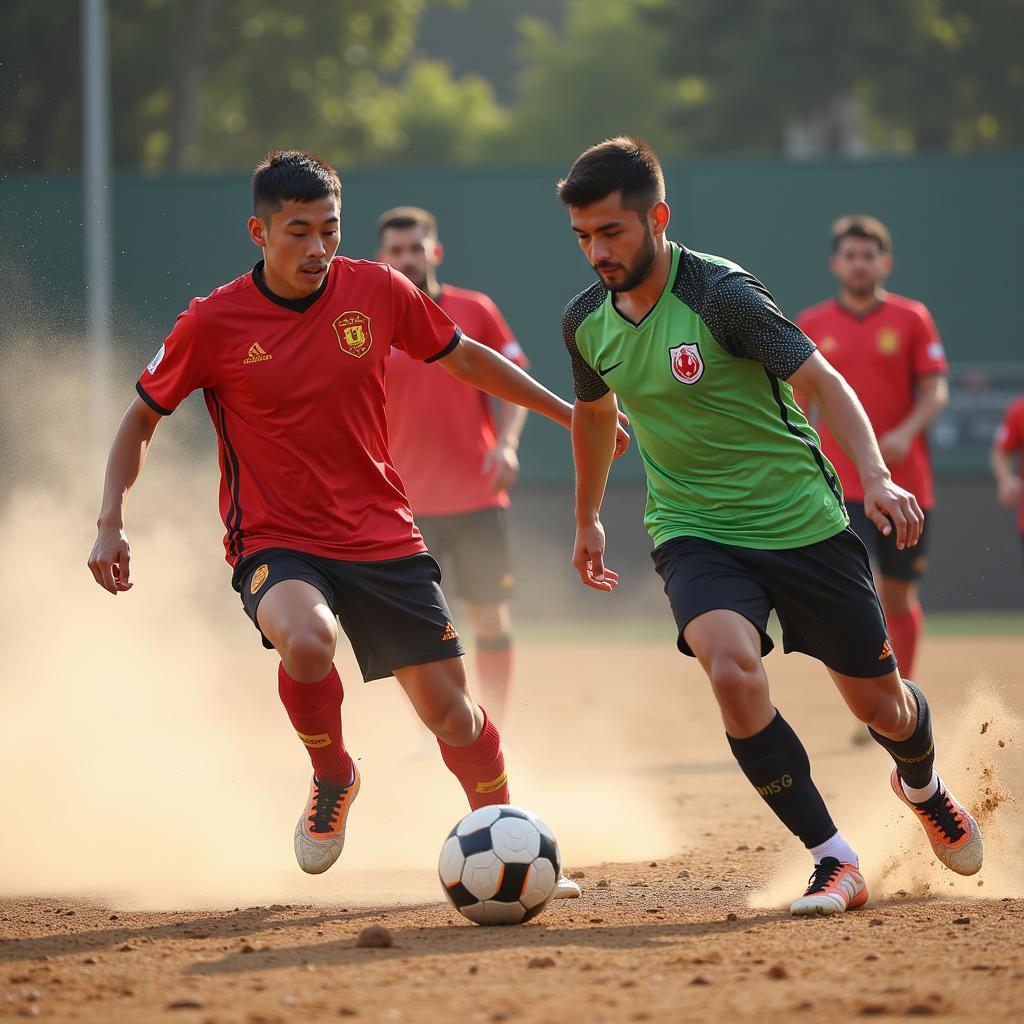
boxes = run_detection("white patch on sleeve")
[927,342,945,362]
[502,340,524,361]
[147,344,166,375]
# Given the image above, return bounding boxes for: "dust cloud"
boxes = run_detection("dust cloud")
[0,342,677,911]
[751,682,1024,908]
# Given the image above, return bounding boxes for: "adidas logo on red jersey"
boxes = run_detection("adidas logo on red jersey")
[243,342,273,364]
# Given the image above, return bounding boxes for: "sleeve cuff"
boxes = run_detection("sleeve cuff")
[424,327,463,364]
[136,380,174,416]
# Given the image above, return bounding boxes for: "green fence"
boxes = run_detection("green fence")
[3,153,1022,481]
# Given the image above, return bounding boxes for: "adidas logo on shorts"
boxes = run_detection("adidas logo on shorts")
[441,621,459,641]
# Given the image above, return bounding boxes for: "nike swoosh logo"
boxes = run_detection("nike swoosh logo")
[597,361,623,376]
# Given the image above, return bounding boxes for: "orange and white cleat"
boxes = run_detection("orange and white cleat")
[889,768,983,876]
[294,766,361,875]
[790,858,868,917]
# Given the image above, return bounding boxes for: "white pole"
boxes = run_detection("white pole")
[82,0,113,445]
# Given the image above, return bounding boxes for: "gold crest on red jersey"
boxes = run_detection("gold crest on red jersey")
[334,311,373,358]
[877,328,900,354]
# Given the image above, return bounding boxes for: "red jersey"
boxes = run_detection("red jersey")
[995,397,1024,532]
[797,293,948,508]
[385,284,528,517]
[136,257,461,566]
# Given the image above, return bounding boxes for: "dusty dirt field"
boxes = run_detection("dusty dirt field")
[2,628,1023,1023]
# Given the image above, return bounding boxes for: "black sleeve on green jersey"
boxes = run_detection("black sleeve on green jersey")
[562,284,610,402]
[702,270,816,380]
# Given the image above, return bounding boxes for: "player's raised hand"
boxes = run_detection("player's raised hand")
[88,526,134,594]
[862,479,924,551]
[613,410,631,459]
[572,519,619,592]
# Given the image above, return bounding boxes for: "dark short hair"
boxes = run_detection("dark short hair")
[556,136,666,213]
[252,150,341,219]
[377,206,438,239]
[831,214,892,254]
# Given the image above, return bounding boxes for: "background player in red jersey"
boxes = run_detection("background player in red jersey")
[797,216,949,677]
[86,150,624,891]
[992,396,1024,562]
[378,206,526,724]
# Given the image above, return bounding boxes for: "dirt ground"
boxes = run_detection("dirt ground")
[2,630,1023,1023]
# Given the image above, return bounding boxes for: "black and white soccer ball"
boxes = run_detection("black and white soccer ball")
[438,805,561,925]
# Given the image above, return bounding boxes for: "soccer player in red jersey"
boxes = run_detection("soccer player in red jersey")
[992,396,1024,561]
[797,216,949,677]
[86,151,624,889]
[378,207,526,724]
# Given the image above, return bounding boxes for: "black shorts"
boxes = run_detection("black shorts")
[651,528,897,679]
[845,503,930,582]
[415,507,514,605]
[232,548,466,682]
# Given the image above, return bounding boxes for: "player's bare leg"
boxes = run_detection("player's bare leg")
[830,668,983,875]
[464,600,513,726]
[395,657,579,899]
[684,610,867,916]
[258,581,360,875]
[876,576,923,678]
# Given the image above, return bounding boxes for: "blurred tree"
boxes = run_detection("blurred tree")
[497,0,686,163]
[0,4,82,171]
[367,59,508,165]
[1,0,486,171]
[646,0,1024,156]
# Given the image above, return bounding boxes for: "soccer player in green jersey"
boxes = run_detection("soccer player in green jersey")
[558,137,983,916]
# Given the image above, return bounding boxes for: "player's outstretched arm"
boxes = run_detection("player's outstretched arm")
[436,336,629,454]
[571,391,620,592]
[789,352,923,550]
[87,397,163,595]
[437,336,573,427]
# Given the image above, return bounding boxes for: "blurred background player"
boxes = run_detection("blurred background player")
[797,216,949,677]
[991,395,1024,563]
[378,207,527,724]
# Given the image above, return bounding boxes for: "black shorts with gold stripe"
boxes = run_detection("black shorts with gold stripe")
[232,547,465,682]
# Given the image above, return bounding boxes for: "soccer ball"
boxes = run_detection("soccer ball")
[438,804,561,925]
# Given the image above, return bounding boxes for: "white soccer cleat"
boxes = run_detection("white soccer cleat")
[551,875,581,900]
[293,766,361,875]
[889,768,984,876]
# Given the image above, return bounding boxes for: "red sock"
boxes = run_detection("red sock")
[277,664,353,785]
[888,603,923,678]
[437,708,509,810]
[476,637,513,725]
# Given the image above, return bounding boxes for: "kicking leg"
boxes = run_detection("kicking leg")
[396,656,580,900]
[831,668,983,875]
[395,657,507,808]
[685,610,866,916]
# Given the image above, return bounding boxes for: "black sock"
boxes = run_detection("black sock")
[868,678,935,789]
[727,711,837,849]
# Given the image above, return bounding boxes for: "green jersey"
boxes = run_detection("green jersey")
[563,243,848,550]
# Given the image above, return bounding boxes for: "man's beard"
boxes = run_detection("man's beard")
[842,275,878,298]
[594,227,657,294]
